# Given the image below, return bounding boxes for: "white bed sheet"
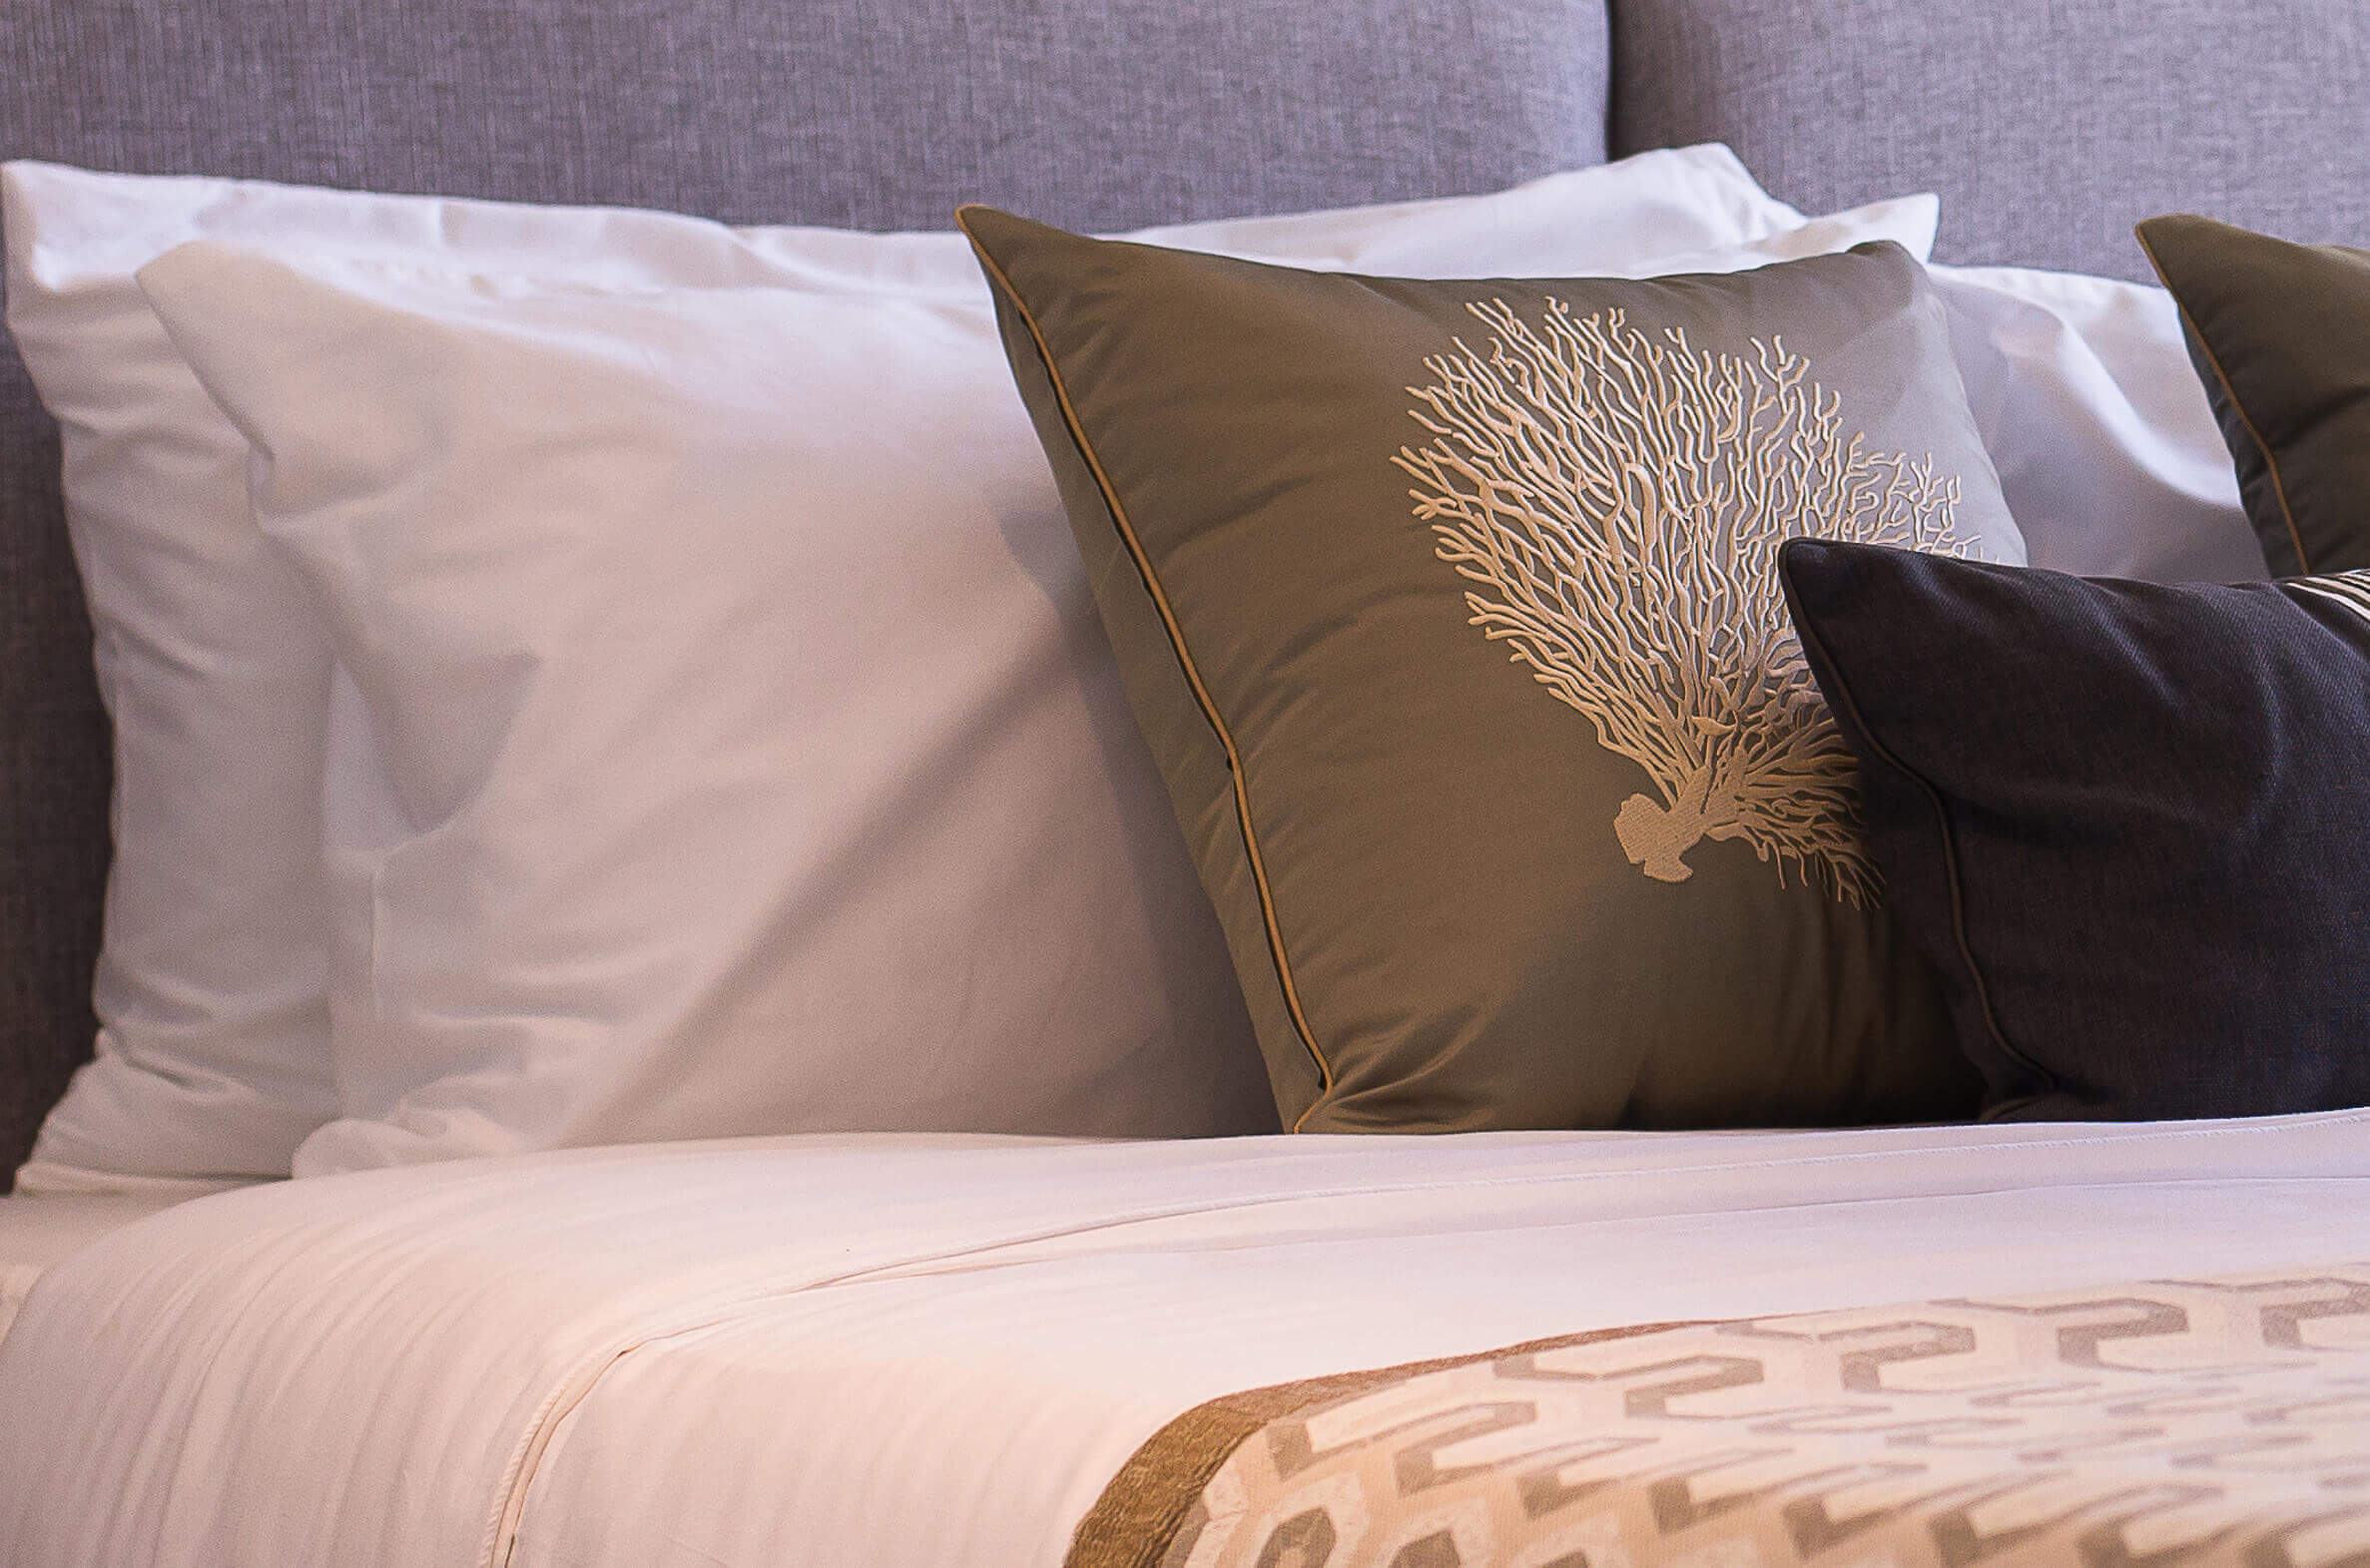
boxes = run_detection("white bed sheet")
[0,1188,220,1344]
[2,1115,2366,1568]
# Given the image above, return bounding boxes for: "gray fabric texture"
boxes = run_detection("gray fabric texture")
[0,0,1610,1183]
[1611,0,2370,281]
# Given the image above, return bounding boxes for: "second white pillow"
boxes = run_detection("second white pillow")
[144,257,1275,1168]
[1928,262,2259,583]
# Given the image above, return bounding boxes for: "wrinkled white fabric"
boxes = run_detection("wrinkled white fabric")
[0,1116,2363,1568]
[1930,261,2261,583]
[131,195,1939,1176]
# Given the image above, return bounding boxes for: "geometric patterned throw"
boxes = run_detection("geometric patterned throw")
[1070,1267,2370,1568]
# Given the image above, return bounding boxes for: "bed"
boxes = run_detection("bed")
[3,2,2368,1564]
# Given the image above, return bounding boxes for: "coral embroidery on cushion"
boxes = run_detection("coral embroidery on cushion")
[1399,300,1967,905]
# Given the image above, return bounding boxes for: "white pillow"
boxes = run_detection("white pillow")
[2,147,1841,1186]
[1926,263,2262,584]
[131,198,1945,1176]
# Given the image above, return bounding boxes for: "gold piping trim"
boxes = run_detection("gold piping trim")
[959,212,1335,1126]
[2135,223,2312,573]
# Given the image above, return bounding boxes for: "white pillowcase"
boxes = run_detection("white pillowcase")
[130,197,1945,1175]
[6,146,1846,1185]
[1927,263,2261,583]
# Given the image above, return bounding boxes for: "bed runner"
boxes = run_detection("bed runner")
[1069,1265,2370,1568]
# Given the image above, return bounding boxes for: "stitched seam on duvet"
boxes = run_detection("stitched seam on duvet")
[675,1117,2370,1295]
[475,1107,2370,1562]
[484,1343,641,1568]
[835,1176,2359,1288]
[778,1149,2370,1289]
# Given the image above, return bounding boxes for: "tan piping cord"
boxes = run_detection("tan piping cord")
[960,216,1335,1127]
[2134,225,2311,574]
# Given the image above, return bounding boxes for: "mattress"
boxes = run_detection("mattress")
[0,1188,216,1342]
[2,1114,2366,1567]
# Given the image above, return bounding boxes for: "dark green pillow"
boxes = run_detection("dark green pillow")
[961,209,2021,1133]
[2137,214,2370,576]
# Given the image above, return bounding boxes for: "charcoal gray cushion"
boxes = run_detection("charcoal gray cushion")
[1784,540,2370,1121]
[0,0,1612,1185]
[1611,0,2370,281]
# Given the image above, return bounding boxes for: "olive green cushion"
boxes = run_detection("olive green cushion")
[2137,214,2370,577]
[961,209,2019,1133]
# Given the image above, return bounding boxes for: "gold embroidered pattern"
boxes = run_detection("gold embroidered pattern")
[1401,301,1968,905]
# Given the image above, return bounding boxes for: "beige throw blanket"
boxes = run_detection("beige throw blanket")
[1071,1266,2370,1568]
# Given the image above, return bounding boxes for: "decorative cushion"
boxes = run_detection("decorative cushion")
[136,247,1276,1171]
[1782,539,2370,1121]
[963,210,2027,1133]
[2137,213,2370,577]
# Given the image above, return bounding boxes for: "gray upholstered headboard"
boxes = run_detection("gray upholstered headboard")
[1612,0,2370,281]
[0,0,1612,1180]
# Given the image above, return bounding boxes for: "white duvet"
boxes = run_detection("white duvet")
[3,1112,2367,1568]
